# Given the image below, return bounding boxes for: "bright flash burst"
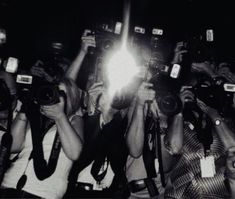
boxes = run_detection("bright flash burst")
[106,45,139,98]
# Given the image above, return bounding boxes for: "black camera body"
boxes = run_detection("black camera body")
[93,21,122,54]
[16,75,60,106]
[32,81,60,106]
[185,77,234,115]
[149,72,183,117]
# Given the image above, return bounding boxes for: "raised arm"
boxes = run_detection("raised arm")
[126,82,155,158]
[65,29,96,80]
[164,87,194,155]
[165,112,184,155]
[197,99,235,150]
[10,111,28,153]
[41,96,84,161]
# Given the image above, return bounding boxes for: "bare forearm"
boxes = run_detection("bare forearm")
[11,113,28,153]
[166,112,184,154]
[160,135,176,173]
[228,179,235,198]
[65,49,87,80]
[55,114,83,161]
[126,105,145,158]
[214,121,235,150]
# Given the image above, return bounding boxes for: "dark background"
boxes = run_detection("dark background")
[0,0,234,67]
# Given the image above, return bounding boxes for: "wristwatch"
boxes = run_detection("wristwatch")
[214,118,222,126]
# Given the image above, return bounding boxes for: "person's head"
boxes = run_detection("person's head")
[59,78,82,116]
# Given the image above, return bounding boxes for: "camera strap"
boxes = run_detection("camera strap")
[197,114,213,156]
[143,116,157,179]
[27,105,61,181]
[184,107,213,156]
[155,118,166,187]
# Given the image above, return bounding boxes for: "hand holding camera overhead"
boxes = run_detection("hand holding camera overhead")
[81,29,96,53]
[171,41,188,64]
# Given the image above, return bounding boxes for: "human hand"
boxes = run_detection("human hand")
[81,29,96,53]
[180,86,195,108]
[30,64,54,82]
[226,147,235,179]
[171,41,188,64]
[136,82,155,107]
[191,61,216,77]
[217,63,235,83]
[196,98,220,120]
[86,82,105,114]
[88,82,104,99]
[40,96,65,121]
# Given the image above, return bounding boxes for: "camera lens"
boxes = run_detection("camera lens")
[102,39,114,50]
[158,94,182,116]
[34,84,60,105]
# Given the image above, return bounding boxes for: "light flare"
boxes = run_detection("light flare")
[106,45,139,98]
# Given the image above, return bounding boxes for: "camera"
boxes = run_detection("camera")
[33,82,60,106]
[149,71,183,117]
[0,57,19,73]
[16,74,60,106]
[185,77,234,115]
[0,79,12,111]
[93,21,122,54]
[156,92,182,116]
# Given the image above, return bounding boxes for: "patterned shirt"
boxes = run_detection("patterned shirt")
[165,122,230,199]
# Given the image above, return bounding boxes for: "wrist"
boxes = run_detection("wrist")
[135,97,146,107]
[80,46,88,54]
[213,117,224,126]
[54,112,66,122]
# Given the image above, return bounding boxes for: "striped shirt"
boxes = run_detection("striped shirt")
[165,122,230,199]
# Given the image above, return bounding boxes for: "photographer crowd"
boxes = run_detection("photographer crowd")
[0,21,235,199]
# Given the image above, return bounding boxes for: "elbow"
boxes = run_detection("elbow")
[127,140,143,158]
[128,147,143,158]
[11,145,23,154]
[67,146,83,161]
[10,141,24,154]
[67,151,81,161]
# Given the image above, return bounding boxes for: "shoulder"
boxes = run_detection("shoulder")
[70,114,83,125]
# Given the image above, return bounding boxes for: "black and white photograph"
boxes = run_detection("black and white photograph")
[0,0,235,198]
